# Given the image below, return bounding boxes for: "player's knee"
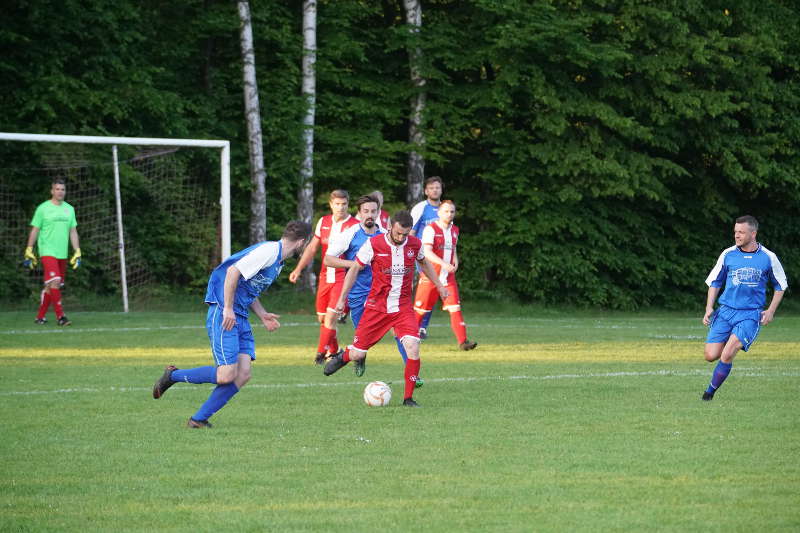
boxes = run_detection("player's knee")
[703,345,720,362]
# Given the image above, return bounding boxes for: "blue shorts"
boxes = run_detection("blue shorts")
[206,304,256,366]
[348,295,367,328]
[706,306,762,352]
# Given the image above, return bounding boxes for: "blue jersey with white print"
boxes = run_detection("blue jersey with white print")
[204,241,283,317]
[327,224,384,304]
[411,200,439,236]
[705,244,788,310]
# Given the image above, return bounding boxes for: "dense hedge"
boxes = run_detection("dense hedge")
[1,0,796,308]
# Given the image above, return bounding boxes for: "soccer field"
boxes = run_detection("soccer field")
[1,308,798,532]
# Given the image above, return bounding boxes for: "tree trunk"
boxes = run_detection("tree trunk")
[404,0,427,206]
[237,0,267,243]
[298,0,318,290]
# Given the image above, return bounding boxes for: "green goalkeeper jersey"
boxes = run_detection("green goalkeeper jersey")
[30,200,77,259]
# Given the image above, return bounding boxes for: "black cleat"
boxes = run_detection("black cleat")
[34,317,47,325]
[402,398,421,407]
[187,417,213,429]
[459,340,477,351]
[353,353,367,377]
[418,327,427,340]
[57,315,71,326]
[314,352,327,365]
[337,312,348,325]
[702,391,715,401]
[153,365,178,399]
[323,352,347,376]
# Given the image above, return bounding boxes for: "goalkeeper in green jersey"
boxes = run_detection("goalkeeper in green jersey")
[24,178,81,326]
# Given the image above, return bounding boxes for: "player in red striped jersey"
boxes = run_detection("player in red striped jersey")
[413,200,477,350]
[289,189,359,365]
[323,211,447,407]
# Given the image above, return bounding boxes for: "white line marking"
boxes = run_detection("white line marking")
[2,367,797,397]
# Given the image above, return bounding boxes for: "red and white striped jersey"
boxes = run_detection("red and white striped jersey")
[315,214,359,284]
[421,222,459,285]
[377,209,391,231]
[356,233,424,313]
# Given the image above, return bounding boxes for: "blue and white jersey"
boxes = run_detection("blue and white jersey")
[410,200,439,236]
[705,244,788,310]
[326,224,384,303]
[204,241,283,317]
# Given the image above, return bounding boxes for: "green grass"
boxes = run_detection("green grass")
[1,306,799,532]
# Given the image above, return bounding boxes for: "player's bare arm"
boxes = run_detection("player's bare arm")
[760,290,784,325]
[250,298,281,331]
[289,235,320,283]
[222,265,242,331]
[334,262,363,316]
[419,257,448,300]
[702,286,721,326]
[323,254,356,270]
[423,243,456,273]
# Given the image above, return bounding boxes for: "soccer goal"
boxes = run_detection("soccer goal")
[0,132,230,312]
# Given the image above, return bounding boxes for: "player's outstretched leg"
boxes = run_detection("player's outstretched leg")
[188,383,239,428]
[403,358,421,407]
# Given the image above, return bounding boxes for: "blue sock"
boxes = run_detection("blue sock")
[193,383,239,421]
[171,366,218,384]
[420,310,433,330]
[395,336,408,363]
[706,361,733,394]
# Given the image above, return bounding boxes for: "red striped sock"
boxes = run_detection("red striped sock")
[450,310,467,344]
[37,290,51,319]
[404,358,421,400]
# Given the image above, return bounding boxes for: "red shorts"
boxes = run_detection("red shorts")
[352,307,419,352]
[315,279,348,316]
[41,256,67,286]
[413,276,461,313]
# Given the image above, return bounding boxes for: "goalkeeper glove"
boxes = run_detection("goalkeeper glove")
[23,246,37,269]
[70,248,82,270]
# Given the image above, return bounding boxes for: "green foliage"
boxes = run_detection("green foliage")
[1,0,797,308]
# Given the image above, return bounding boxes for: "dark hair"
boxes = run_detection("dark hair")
[52,178,66,186]
[424,176,443,188]
[736,215,759,231]
[440,199,455,208]
[356,194,379,210]
[392,210,413,228]
[330,189,349,201]
[282,220,312,241]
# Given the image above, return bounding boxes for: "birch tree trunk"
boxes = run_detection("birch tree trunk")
[237,0,267,243]
[404,0,427,206]
[298,0,318,290]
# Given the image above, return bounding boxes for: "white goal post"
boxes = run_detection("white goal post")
[0,132,231,312]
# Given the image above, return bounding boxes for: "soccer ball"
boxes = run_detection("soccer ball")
[363,381,392,407]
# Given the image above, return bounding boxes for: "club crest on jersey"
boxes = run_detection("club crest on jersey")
[406,249,415,258]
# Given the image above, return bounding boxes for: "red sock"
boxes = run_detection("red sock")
[37,290,51,319]
[450,310,467,344]
[329,333,339,354]
[51,288,64,318]
[317,325,333,353]
[342,348,351,363]
[404,358,421,400]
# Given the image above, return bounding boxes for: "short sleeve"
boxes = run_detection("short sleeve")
[355,239,374,266]
[30,204,43,228]
[314,217,324,239]
[70,206,77,228]
[235,242,280,280]
[326,226,354,257]
[421,225,435,245]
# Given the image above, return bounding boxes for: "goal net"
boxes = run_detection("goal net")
[0,133,230,312]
